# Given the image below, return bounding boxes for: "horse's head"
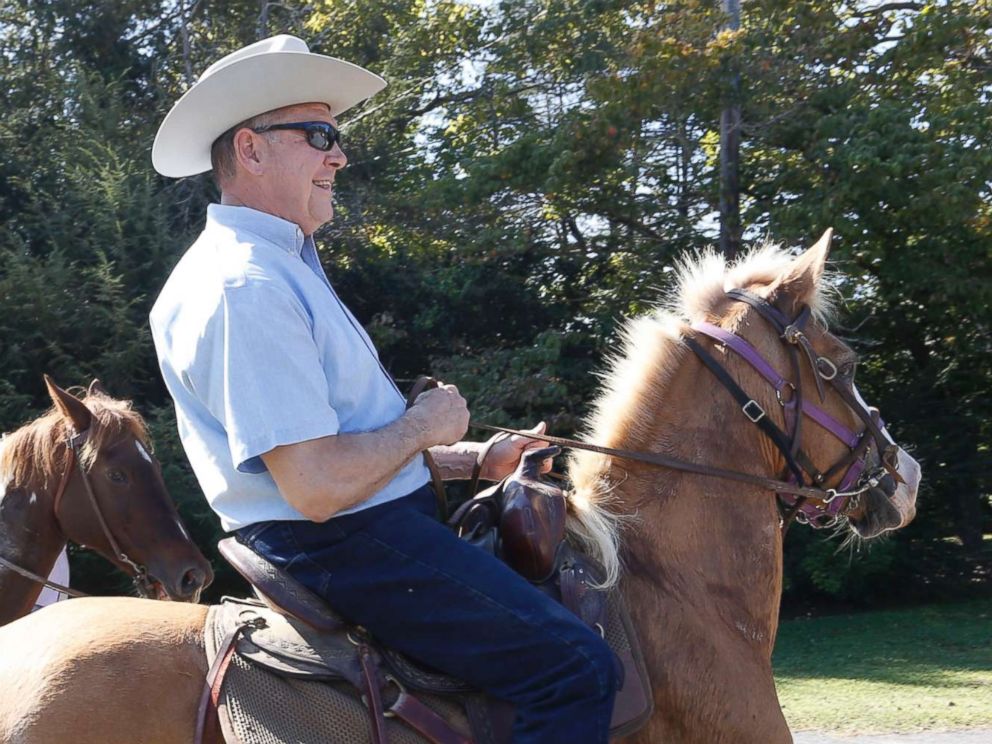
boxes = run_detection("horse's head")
[717,230,920,538]
[44,375,214,601]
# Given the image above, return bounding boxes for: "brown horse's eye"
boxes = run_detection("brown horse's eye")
[107,469,129,484]
[840,361,857,379]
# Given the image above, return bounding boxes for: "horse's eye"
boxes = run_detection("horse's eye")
[107,469,128,484]
[840,361,857,378]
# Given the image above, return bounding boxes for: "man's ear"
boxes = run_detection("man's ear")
[232,127,265,176]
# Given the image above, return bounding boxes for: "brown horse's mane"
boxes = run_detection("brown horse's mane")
[0,389,150,497]
[564,244,837,586]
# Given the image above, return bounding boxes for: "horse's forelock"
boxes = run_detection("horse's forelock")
[77,393,150,468]
[565,241,836,585]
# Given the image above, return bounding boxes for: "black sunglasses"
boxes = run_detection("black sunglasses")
[251,121,342,152]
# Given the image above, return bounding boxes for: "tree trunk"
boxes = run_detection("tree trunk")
[719,0,742,261]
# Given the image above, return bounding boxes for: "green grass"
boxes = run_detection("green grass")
[773,599,992,734]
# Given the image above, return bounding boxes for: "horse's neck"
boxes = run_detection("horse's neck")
[0,472,66,623]
[615,467,790,743]
[612,361,787,656]
[630,479,782,626]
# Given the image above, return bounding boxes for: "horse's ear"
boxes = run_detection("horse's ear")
[44,374,92,435]
[771,228,832,316]
[88,379,108,397]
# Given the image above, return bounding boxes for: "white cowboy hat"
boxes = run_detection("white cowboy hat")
[152,34,386,178]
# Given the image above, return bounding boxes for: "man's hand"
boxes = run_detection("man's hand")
[480,422,554,481]
[408,383,470,447]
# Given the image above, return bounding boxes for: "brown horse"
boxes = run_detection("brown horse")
[0,233,919,744]
[0,376,213,625]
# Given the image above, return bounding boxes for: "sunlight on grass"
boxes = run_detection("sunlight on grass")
[777,676,991,733]
[774,599,992,733]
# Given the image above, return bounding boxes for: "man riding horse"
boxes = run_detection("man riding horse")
[149,35,619,743]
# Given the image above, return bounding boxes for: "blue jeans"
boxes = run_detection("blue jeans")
[237,484,617,743]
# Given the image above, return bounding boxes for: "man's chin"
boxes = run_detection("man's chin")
[308,203,334,231]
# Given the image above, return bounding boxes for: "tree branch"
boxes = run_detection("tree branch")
[123,1,202,46]
[853,2,922,15]
[599,208,667,242]
[564,215,588,251]
[404,85,494,119]
[346,78,542,133]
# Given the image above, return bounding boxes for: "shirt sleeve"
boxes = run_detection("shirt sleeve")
[194,277,341,474]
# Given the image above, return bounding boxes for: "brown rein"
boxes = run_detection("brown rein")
[467,422,859,502]
[453,294,895,522]
[0,554,87,598]
[413,289,897,522]
[408,341,879,512]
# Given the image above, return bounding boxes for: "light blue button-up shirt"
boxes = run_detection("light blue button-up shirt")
[150,204,429,532]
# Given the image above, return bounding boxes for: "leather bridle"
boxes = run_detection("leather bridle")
[688,288,902,528]
[466,288,903,530]
[0,429,157,599]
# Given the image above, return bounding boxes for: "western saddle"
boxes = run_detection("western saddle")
[199,447,652,744]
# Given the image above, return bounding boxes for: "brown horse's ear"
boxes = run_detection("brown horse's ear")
[770,228,832,316]
[88,379,109,398]
[44,374,93,435]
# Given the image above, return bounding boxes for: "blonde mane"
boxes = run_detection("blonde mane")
[0,390,149,496]
[565,244,836,586]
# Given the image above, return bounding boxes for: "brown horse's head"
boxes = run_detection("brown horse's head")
[41,376,213,600]
[726,230,920,538]
[567,230,921,587]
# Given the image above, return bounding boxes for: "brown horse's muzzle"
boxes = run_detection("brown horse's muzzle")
[160,559,214,602]
[152,554,214,602]
[848,446,920,538]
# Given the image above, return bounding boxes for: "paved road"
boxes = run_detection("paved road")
[794,730,992,743]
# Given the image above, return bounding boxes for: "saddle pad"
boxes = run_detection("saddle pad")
[205,585,652,743]
[205,600,476,744]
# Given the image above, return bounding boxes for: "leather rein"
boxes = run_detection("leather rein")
[0,428,157,600]
[464,289,901,530]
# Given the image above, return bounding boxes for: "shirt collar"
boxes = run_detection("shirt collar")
[206,204,307,256]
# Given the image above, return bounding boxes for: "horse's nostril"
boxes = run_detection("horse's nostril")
[180,567,206,595]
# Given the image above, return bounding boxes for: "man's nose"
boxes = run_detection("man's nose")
[326,143,347,169]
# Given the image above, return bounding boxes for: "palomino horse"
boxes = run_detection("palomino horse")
[0,233,919,744]
[0,376,213,625]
